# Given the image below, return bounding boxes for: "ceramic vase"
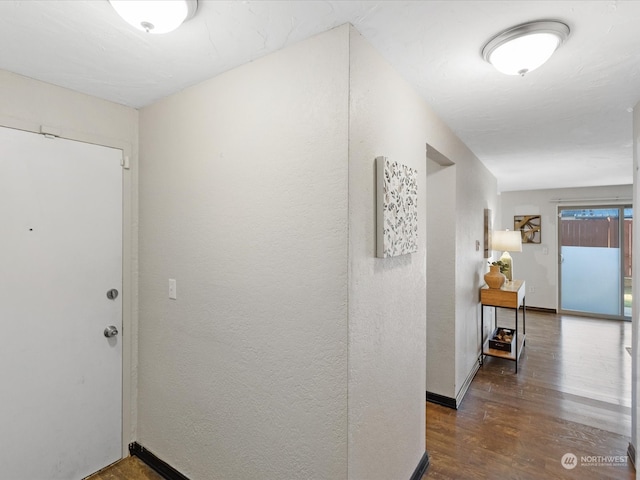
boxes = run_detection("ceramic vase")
[484,264,506,289]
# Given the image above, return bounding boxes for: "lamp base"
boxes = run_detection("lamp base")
[500,251,513,281]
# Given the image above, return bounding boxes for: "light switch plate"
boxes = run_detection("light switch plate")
[169,279,177,300]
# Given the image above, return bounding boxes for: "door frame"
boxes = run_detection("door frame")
[557,203,631,321]
[0,119,136,460]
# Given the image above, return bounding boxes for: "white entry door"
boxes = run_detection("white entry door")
[0,127,123,479]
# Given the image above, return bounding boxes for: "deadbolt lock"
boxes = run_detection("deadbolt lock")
[106,289,118,300]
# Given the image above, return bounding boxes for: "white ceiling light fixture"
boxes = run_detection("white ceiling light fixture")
[482,20,570,76]
[109,0,198,34]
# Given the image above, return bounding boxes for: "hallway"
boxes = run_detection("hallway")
[425,311,633,479]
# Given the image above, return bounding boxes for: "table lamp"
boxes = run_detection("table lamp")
[492,230,522,281]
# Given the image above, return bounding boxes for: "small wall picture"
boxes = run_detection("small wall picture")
[484,208,492,258]
[376,156,418,258]
[514,214,541,244]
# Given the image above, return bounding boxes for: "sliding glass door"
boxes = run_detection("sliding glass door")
[559,206,632,319]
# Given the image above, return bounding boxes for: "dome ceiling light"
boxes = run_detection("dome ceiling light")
[482,20,570,76]
[109,0,198,34]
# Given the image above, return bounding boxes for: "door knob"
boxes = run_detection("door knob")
[104,325,119,338]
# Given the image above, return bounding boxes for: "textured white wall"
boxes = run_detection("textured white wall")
[0,69,139,454]
[499,185,632,310]
[347,27,428,480]
[454,153,498,396]
[426,159,456,398]
[135,20,500,479]
[346,30,499,469]
[138,26,350,480]
[0,70,138,144]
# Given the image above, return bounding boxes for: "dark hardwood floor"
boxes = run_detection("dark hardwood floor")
[425,310,634,479]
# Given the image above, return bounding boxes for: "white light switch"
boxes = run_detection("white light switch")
[542,246,549,255]
[169,279,177,300]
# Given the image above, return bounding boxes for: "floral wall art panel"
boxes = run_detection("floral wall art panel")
[376,156,418,258]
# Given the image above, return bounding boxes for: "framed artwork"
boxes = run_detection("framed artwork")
[376,156,418,258]
[484,208,492,258]
[514,214,541,244]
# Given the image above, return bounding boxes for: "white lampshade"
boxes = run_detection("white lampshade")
[492,230,522,252]
[482,21,570,76]
[110,0,198,34]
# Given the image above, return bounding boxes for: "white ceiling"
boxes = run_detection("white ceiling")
[1,0,638,192]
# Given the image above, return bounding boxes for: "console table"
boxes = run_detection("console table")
[480,280,526,373]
